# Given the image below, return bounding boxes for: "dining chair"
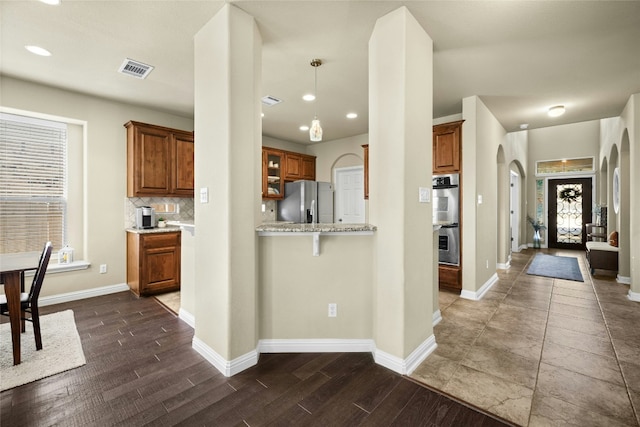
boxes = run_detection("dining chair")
[0,241,53,350]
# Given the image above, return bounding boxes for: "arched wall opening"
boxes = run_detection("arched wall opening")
[496,145,509,267]
[510,160,526,252]
[618,129,631,281]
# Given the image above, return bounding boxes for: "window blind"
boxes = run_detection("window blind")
[0,112,67,254]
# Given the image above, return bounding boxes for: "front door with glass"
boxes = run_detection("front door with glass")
[547,178,593,250]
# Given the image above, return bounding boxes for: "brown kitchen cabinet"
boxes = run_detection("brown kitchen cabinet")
[283,152,316,181]
[125,121,194,197]
[127,231,181,297]
[438,264,462,291]
[263,148,284,199]
[362,144,369,199]
[433,120,463,174]
[262,147,316,199]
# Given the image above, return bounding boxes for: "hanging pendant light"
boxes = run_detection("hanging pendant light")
[309,59,323,142]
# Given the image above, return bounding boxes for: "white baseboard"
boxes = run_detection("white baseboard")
[617,275,631,285]
[460,273,498,301]
[496,261,510,270]
[374,334,437,375]
[192,337,258,377]
[432,309,442,326]
[258,338,375,353]
[178,308,195,328]
[40,283,130,307]
[628,290,640,302]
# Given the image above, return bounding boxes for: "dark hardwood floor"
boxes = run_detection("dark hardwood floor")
[1,291,513,426]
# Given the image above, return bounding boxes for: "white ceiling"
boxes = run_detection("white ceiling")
[2,1,640,145]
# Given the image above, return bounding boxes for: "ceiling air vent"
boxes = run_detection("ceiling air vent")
[118,58,154,79]
[261,95,282,106]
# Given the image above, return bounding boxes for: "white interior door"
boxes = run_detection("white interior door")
[334,166,365,224]
[510,171,520,253]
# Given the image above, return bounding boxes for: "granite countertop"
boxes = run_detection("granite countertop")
[256,223,377,233]
[126,225,182,234]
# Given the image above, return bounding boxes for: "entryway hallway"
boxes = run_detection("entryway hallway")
[412,248,639,426]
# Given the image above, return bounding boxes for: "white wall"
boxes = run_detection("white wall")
[526,120,600,245]
[0,76,194,297]
[262,135,306,153]
[462,96,507,295]
[258,235,373,339]
[307,134,368,183]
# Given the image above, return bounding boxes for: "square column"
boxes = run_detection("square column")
[193,4,262,375]
[369,7,436,374]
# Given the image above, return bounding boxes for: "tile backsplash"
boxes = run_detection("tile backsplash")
[262,200,277,222]
[126,197,278,228]
[125,197,194,228]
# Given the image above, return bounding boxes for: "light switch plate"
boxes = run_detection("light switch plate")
[419,187,431,203]
[478,194,483,204]
[200,187,209,204]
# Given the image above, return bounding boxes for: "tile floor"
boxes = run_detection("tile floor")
[154,290,181,314]
[411,248,640,427]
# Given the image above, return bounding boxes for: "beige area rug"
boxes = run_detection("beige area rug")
[0,309,86,391]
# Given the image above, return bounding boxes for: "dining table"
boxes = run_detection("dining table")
[0,251,41,365]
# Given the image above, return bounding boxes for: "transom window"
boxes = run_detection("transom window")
[536,157,594,175]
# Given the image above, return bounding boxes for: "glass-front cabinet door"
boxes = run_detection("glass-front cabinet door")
[262,148,284,199]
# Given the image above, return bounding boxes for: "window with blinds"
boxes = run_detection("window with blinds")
[0,112,67,255]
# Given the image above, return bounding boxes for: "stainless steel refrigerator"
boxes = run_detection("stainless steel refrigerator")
[277,180,334,223]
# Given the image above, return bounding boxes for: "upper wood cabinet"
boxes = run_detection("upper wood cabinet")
[263,148,284,199]
[362,144,369,200]
[262,146,316,199]
[125,121,194,197]
[433,120,463,174]
[283,151,316,181]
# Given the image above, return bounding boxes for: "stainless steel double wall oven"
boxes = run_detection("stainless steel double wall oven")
[433,173,460,266]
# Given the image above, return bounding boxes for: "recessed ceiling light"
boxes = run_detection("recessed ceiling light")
[302,94,315,102]
[548,105,565,117]
[25,45,51,56]
[299,125,310,131]
[346,113,358,119]
[520,123,529,129]
[39,0,60,4]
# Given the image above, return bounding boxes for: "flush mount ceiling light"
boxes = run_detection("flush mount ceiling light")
[25,45,51,56]
[309,59,323,142]
[346,112,358,119]
[548,105,566,117]
[520,123,529,130]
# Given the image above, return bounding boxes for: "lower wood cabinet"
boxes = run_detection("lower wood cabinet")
[439,264,462,291]
[127,231,181,297]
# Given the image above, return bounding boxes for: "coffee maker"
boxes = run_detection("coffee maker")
[135,206,156,229]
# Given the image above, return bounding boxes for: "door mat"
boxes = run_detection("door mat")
[527,253,584,282]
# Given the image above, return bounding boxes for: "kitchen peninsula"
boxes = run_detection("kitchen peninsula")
[257,222,376,256]
[257,222,376,345]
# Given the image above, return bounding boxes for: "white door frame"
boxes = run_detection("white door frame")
[510,171,520,253]
[334,166,365,224]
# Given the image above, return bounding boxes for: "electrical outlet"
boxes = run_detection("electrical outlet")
[99,264,107,274]
[328,303,337,317]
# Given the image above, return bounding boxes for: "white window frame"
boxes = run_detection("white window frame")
[1,107,89,273]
